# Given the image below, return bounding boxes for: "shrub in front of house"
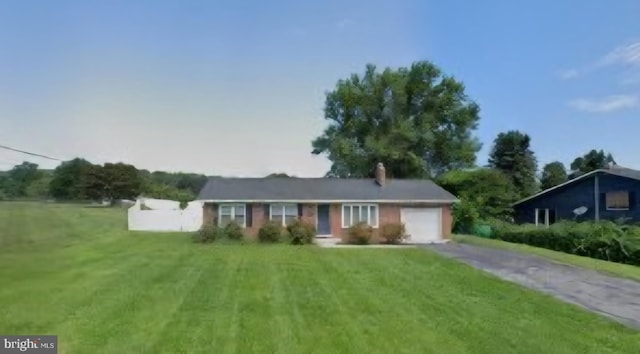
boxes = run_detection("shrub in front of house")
[223,221,244,241]
[346,222,373,245]
[380,222,408,244]
[286,219,316,245]
[452,200,480,234]
[192,224,220,243]
[258,221,286,243]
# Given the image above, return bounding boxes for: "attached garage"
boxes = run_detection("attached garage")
[400,207,443,243]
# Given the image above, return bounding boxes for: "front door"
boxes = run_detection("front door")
[317,204,331,236]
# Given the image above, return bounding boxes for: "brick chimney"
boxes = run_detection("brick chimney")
[375,162,386,186]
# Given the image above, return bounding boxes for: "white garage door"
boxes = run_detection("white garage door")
[401,208,442,243]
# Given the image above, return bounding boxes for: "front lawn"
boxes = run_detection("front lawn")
[0,202,638,353]
[454,234,640,283]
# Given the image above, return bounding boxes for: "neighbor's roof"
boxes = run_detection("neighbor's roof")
[196,177,457,202]
[513,166,640,206]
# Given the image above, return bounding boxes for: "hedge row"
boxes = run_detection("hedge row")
[476,219,640,266]
[193,219,316,245]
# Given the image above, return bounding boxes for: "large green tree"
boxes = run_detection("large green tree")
[540,161,567,190]
[101,163,141,201]
[79,163,142,201]
[488,130,538,199]
[144,171,208,195]
[49,158,95,200]
[311,61,482,178]
[569,149,616,179]
[437,168,517,219]
[0,162,42,197]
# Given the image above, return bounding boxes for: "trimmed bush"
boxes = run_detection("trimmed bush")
[223,221,244,241]
[380,223,407,244]
[346,222,373,245]
[192,224,219,243]
[286,219,316,245]
[490,220,640,266]
[452,200,480,234]
[258,221,286,243]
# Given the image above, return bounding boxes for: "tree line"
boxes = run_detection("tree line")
[0,158,210,203]
[311,61,618,224]
[1,60,619,218]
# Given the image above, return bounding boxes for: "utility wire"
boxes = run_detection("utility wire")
[0,144,62,161]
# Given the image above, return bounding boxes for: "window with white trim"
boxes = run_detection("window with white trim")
[219,204,246,227]
[342,204,378,228]
[270,203,298,226]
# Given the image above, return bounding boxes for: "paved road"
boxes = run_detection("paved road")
[427,242,640,329]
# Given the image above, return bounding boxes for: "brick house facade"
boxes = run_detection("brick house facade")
[197,163,457,243]
[202,202,453,243]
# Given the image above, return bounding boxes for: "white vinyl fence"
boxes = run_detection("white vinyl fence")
[127,198,203,232]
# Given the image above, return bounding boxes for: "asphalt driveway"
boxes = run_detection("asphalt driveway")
[427,242,640,329]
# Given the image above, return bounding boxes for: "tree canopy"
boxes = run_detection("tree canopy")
[0,159,208,203]
[488,130,538,199]
[437,168,517,219]
[540,161,567,190]
[50,159,142,201]
[50,158,95,200]
[0,162,41,198]
[311,61,482,178]
[569,149,616,179]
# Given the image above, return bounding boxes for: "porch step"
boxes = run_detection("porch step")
[315,237,341,247]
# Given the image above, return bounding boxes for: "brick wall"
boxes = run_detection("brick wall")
[202,203,216,227]
[203,202,454,241]
[300,204,317,227]
[332,203,454,242]
[242,203,264,239]
[441,204,452,239]
[202,202,318,240]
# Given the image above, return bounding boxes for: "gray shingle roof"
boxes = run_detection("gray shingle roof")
[196,177,457,202]
[605,167,640,181]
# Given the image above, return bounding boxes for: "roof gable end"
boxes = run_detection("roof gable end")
[513,167,640,206]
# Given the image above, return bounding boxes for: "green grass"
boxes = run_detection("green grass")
[454,234,640,282]
[0,202,639,353]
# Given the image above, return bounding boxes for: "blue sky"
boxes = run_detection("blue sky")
[1,0,639,176]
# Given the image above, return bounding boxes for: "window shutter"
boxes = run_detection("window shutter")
[630,192,636,209]
[298,204,303,217]
[246,204,253,227]
[263,204,270,221]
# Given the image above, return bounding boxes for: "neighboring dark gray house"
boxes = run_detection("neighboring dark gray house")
[196,163,458,243]
[513,165,640,226]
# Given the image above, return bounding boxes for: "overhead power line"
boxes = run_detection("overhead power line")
[0,144,62,161]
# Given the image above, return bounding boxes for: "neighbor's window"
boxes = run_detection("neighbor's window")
[218,204,246,227]
[606,191,630,210]
[270,203,298,226]
[342,204,378,228]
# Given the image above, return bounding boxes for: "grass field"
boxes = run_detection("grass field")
[454,234,640,282]
[0,202,639,353]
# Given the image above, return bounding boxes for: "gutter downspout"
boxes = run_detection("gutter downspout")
[594,173,600,221]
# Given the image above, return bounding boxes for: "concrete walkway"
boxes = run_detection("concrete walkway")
[426,243,640,329]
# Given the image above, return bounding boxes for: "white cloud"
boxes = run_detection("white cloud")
[621,74,640,86]
[558,39,640,80]
[600,41,640,67]
[568,94,638,113]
